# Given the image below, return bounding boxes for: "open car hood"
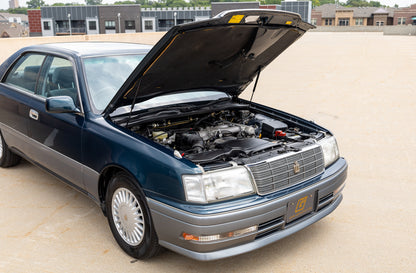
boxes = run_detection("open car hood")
[104,9,314,116]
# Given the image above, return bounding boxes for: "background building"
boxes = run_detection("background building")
[281,1,312,24]
[0,22,27,38]
[213,1,312,23]
[9,0,19,9]
[141,7,210,32]
[211,2,259,17]
[28,9,41,36]
[0,12,28,38]
[36,5,141,36]
[28,2,416,37]
[393,4,416,25]
[311,4,399,26]
[29,5,212,36]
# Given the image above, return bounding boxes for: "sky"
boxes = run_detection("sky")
[1,0,415,11]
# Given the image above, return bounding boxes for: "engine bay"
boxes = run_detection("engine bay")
[125,104,326,167]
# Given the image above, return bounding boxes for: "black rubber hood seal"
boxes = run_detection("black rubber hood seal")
[104,9,314,116]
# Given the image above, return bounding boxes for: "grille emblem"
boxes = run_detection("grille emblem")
[293,161,300,174]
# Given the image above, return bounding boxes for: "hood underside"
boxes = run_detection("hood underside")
[104,10,314,116]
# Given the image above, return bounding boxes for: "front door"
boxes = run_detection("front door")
[27,55,85,190]
[41,18,54,36]
[86,18,99,35]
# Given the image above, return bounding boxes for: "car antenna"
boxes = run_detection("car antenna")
[249,66,262,107]
[126,78,142,128]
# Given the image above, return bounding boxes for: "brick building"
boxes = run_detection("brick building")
[27,9,41,37]
[393,4,416,25]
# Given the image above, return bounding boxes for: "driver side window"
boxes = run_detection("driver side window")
[38,56,79,106]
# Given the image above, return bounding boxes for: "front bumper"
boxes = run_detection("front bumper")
[147,158,347,261]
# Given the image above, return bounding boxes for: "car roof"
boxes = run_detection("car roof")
[23,42,153,58]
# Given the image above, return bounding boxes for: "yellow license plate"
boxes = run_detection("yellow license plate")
[286,193,315,223]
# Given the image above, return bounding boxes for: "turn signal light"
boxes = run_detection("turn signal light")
[181,226,258,242]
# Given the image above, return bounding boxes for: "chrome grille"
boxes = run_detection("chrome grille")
[248,145,324,195]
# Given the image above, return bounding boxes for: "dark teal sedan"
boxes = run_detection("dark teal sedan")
[0,10,347,261]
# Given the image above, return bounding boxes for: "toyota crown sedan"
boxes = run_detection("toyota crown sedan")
[0,10,347,261]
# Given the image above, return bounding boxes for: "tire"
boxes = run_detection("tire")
[105,172,160,259]
[0,131,21,168]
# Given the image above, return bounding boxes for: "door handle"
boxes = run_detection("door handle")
[29,109,38,120]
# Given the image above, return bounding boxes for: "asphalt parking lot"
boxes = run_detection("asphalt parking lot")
[0,32,415,272]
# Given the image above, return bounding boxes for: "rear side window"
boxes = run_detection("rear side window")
[4,54,46,94]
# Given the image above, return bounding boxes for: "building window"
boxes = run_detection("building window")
[355,18,363,26]
[43,21,51,30]
[325,19,333,26]
[338,18,349,26]
[105,20,115,30]
[144,20,153,30]
[125,20,135,30]
[311,18,317,25]
[398,17,406,25]
[89,21,97,30]
[158,19,174,28]
[376,21,384,26]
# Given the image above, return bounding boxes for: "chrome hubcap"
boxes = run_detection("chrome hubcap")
[112,188,144,246]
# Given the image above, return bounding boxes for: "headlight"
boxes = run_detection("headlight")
[182,166,255,203]
[320,136,340,167]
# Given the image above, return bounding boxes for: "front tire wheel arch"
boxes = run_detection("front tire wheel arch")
[105,171,160,259]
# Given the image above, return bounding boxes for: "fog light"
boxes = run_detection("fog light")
[181,226,258,242]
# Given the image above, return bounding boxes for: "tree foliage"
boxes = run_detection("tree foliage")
[319,0,336,4]
[260,0,281,5]
[85,0,103,5]
[7,7,28,14]
[26,0,45,8]
[51,2,73,6]
[344,0,382,7]
[312,0,320,7]
[114,1,136,4]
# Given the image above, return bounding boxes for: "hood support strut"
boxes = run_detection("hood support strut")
[249,66,262,107]
[126,78,142,127]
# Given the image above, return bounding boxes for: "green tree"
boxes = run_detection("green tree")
[369,1,381,7]
[85,0,103,5]
[8,7,28,14]
[344,0,382,7]
[312,0,320,7]
[189,0,210,6]
[114,1,136,4]
[319,0,336,5]
[261,0,281,4]
[26,0,45,8]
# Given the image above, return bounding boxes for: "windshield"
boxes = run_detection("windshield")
[83,54,145,111]
[111,91,230,116]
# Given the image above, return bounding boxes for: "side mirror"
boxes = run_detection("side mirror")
[46,96,80,113]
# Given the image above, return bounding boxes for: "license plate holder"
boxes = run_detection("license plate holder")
[286,192,315,223]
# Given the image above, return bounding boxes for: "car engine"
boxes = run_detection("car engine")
[131,108,325,167]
